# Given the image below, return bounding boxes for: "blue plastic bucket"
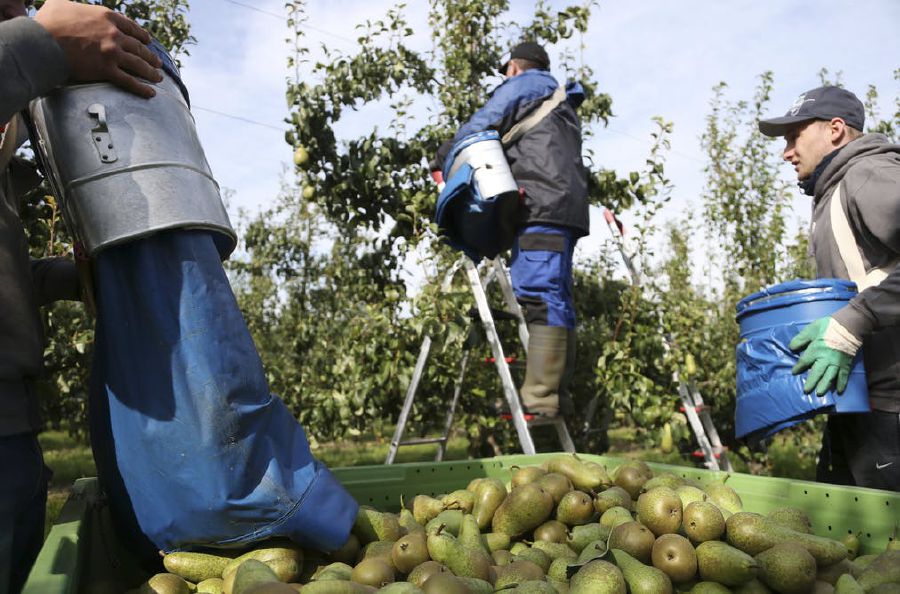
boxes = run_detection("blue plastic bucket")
[734,279,870,441]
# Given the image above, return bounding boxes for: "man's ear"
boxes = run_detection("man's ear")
[829,118,848,143]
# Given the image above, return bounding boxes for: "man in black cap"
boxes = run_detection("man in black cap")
[759,85,900,491]
[431,41,589,419]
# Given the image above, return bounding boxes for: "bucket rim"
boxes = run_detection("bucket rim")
[736,278,857,317]
[442,130,502,178]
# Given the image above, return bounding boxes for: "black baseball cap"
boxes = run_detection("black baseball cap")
[497,41,550,74]
[758,86,865,137]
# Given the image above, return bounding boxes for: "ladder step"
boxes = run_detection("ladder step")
[499,413,567,427]
[398,437,448,446]
[484,356,525,368]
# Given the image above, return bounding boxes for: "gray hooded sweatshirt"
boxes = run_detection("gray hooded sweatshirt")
[811,133,900,412]
[0,16,76,435]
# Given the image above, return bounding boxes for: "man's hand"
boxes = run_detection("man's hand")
[34,0,163,98]
[789,316,861,396]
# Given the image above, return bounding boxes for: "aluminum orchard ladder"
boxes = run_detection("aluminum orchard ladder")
[596,208,733,472]
[385,255,576,464]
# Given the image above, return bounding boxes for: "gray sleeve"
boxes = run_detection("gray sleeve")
[30,256,79,305]
[831,160,900,338]
[0,17,69,124]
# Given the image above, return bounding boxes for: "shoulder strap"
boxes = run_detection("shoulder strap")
[501,85,566,147]
[829,184,895,291]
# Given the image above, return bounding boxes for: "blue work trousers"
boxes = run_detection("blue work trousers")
[509,225,577,329]
[0,433,49,594]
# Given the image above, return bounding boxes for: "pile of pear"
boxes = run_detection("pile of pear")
[139,455,900,594]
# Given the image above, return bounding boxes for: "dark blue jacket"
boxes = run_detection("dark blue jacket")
[435,69,590,237]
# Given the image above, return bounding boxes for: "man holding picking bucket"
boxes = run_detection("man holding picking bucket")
[430,42,590,420]
[759,86,900,491]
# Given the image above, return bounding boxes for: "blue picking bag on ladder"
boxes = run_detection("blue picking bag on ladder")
[89,230,357,556]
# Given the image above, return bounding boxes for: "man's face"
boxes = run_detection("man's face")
[0,0,28,21]
[782,120,835,181]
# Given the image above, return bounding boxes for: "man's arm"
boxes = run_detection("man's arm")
[831,162,900,338]
[431,71,558,173]
[0,17,69,123]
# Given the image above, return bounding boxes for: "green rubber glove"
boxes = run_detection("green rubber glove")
[789,316,860,396]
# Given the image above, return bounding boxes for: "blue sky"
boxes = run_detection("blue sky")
[180,0,899,270]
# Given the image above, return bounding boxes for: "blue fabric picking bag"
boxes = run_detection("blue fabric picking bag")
[89,230,357,554]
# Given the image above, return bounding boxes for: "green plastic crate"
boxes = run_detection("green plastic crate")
[24,453,900,593]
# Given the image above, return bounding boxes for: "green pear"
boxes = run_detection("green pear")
[354,509,402,544]
[392,532,430,574]
[442,490,476,514]
[332,534,362,565]
[765,506,812,534]
[702,480,743,516]
[755,542,816,594]
[725,512,848,566]
[816,558,854,585]
[311,561,353,581]
[556,490,596,526]
[406,561,448,589]
[613,462,653,500]
[421,573,470,594]
[569,560,626,594]
[456,577,493,594]
[531,540,578,562]
[567,523,610,554]
[138,573,191,594]
[609,548,673,594]
[512,581,558,594]
[642,473,685,493]
[682,502,725,544]
[457,513,490,555]
[546,455,609,492]
[163,551,231,583]
[675,486,707,509]
[594,486,634,514]
[472,478,507,530]
[491,483,554,538]
[412,496,444,526]
[483,532,511,552]
[651,534,698,584]
[608,521,655,564]
[536,473,575,505]
[425,510,464,536]
[636,487,682,536]
[688,583,732,594]
[426,527,492,581]
[351,558,395,588]
[515,547,552,572]
[511,465,547,488]
[599,506,633,530]
[856,550,900,590]
[833,573,864,594]
[695,540,759,587]
[492,549,513,566]
[493,560,546,590]
[534,520,570,544]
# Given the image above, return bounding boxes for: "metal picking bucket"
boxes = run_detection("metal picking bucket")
[28,66,236,257]
[445,130,518,201]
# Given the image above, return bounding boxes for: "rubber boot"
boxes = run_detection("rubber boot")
[558,329,577,419]
[520,324,568,417]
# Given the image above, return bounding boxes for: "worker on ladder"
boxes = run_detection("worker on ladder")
[431,41,590,419]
